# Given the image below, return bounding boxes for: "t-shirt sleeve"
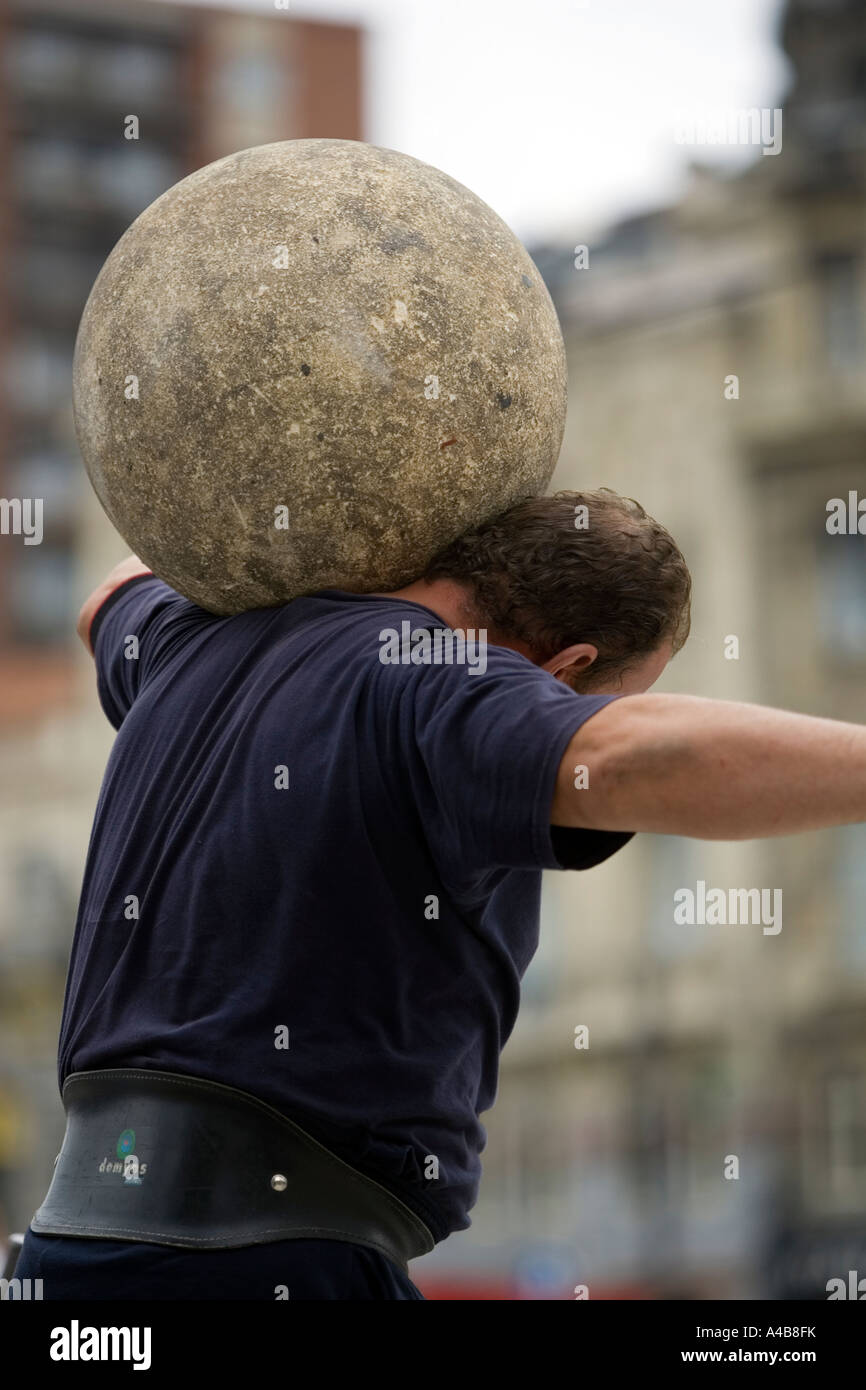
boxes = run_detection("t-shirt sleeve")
[90,573,195,730]
[403,645,635,874]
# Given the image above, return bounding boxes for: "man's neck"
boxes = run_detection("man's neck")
[374,578,536,662]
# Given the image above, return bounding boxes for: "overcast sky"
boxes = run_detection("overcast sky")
[168,0,790,242]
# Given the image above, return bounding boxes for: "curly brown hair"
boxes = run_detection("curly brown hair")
[423,488,691,690]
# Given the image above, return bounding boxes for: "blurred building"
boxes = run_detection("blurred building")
[2,0,864,1302]
[415,0,866,1299]
[0,0,363,1249]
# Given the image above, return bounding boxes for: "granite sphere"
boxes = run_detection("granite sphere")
[73,139,568,612]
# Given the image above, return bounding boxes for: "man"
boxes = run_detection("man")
[13,488,866,1300]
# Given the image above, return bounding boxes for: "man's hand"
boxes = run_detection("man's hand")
[553,693,866,840]
[77,556,153,656]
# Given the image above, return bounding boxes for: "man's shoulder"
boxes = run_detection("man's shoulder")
[293,590,539,686]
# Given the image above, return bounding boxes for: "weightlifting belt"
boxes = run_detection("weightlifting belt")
[31,1068,435,1273]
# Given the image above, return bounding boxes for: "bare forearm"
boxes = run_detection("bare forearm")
[77,555,152,654]
[553,694,866,839]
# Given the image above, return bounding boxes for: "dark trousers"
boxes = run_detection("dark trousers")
[14,1226,426,1300]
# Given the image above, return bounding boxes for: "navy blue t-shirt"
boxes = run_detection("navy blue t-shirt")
[58,576,634,1243]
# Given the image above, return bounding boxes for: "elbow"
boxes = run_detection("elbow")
[571,699,687,834]
[554,698,651,831]
[77,592,98,653]
[76,555,151,654]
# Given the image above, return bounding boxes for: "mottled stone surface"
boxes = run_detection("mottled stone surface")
[73,139,567,613]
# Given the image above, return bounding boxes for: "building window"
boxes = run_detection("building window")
[826,1073,866,1208]
[814,530,866,666]
[802,1068,866,1214]
[647,835,709,960]
[7,546,77,643]
[816,252,863,372]
[13,850,74,955]
[2,11,189,648]
[836,825,866,972]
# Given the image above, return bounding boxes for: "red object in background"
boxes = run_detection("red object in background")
[415,1276,517,1301]
[416,1277,654,1301]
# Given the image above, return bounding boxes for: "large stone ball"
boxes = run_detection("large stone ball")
[73,139,567,613]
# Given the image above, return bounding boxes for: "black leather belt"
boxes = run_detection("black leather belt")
[31,1068,434,1274]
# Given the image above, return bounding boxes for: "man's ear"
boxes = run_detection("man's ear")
[541,643,598,682]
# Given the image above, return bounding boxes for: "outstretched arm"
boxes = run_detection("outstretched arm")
[553,694,866,840]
